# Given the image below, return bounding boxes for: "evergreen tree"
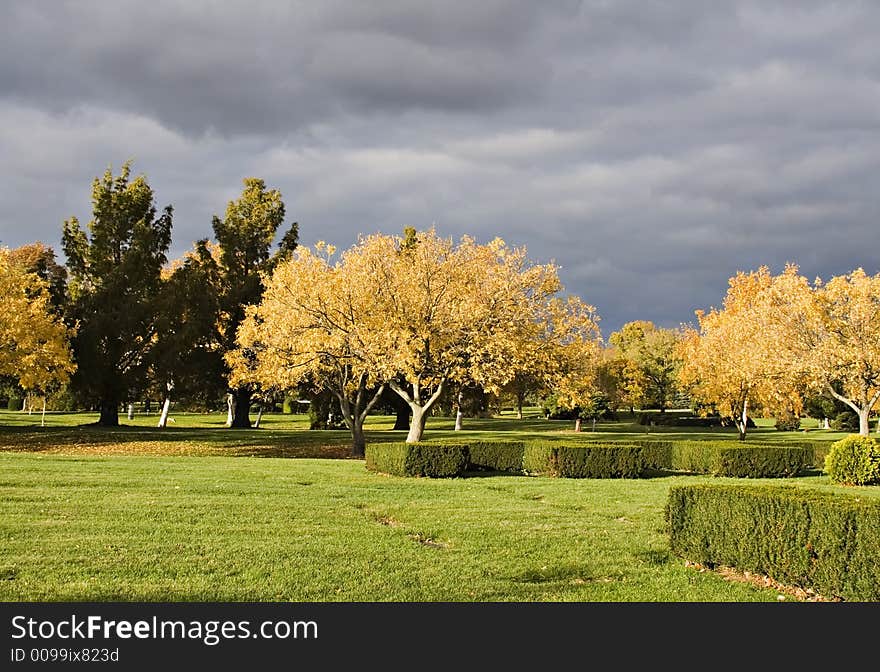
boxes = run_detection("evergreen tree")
[62,162,172,426]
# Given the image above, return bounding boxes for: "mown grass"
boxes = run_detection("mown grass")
[4,452,868,602]
[0,409,846,457]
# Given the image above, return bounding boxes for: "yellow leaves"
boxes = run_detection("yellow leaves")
[683,263,880,422]
[231,229,603,404]
[0,247,75,393]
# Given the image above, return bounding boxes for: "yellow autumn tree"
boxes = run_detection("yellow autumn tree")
[766,265,880,436]
[544,296,603,431]
[679,267,801,440]
[230,242,386,456]
[0,247,75,424]
[359,228,600,443]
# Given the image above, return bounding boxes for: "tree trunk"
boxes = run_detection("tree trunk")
[226,393,234,427]
[254,405,264,428]
[592,417,597,432]
[859,408,870,437]
[98,399,119,427]
[127,403,134,420]
[158,396,172,428]
[392,398,410,430]
[41,397,46,427]
[736,398,748,441]
[26,393,32,415]
[574,417,582,432]
[229,389,252,428]
[351,422,366,458]
[454,391,464,431]
[406,405,428,443]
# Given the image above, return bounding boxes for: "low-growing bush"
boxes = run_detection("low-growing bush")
[669,441,811,478]
[6,397,23,411]
[774,413,801,432]
[667,484,880,601]
[365,443,469,478]
[824,435,880,486]
[466,441,526,473]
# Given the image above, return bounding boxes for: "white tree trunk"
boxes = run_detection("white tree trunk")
[406,406,428,443]
[226,393,234,427]
[41,397,46,427]
[736,397,749,440]
[859,409,870,437]
[158,397,172,428]
[574,417,582,432]
[823,417,830,430]
[253,406,264,428]
[127,403,134,420]
[26,393,32,415]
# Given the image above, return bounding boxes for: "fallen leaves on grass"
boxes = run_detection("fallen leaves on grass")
[684,560,840,602]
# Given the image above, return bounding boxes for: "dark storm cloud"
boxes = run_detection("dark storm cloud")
[1,0,879,334]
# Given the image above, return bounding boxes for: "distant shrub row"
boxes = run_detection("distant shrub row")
[666,484,880,601]
[365,438,829,479]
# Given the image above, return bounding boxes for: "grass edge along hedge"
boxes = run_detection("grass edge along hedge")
[666,484,880,601]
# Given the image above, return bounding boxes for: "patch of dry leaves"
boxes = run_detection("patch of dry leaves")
[684,560,841,602]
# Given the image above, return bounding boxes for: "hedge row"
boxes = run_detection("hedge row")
[523,441,668,478]
[665,441,812,477]
[366,439,824,479]
[666,484,880,601]
[365,443,468,477]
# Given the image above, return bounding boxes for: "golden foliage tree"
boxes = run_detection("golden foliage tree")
[0,247,75,424]
[679,267,801,440]
[360,229,599,443]
[234,228,602,446]
[231,242,386,456]
[766,265,880,436]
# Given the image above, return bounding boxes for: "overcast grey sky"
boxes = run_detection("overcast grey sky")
[1,1,878,334]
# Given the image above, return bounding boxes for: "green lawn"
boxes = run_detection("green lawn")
[0,409,860,602]
[2,452,863,602]
[0,409,849,457]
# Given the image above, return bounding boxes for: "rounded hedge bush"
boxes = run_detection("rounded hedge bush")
[774,413,801,432]
[824,435,880,485]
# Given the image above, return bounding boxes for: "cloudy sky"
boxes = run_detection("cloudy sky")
[1,0,878,334]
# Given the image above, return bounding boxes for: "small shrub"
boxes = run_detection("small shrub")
[666,484,880,601]
[365,443,468,478]
[6,397,23,411]
[774,413,802,432]
[467,441,525,473]
[824,435,880,486]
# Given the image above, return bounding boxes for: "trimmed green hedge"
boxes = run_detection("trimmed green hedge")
[365,443,469,477]
[667,484,880,601]
[522,441,667,478]
[466,441,526,473]
[667,441,811,477]
[365,438,824,479]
